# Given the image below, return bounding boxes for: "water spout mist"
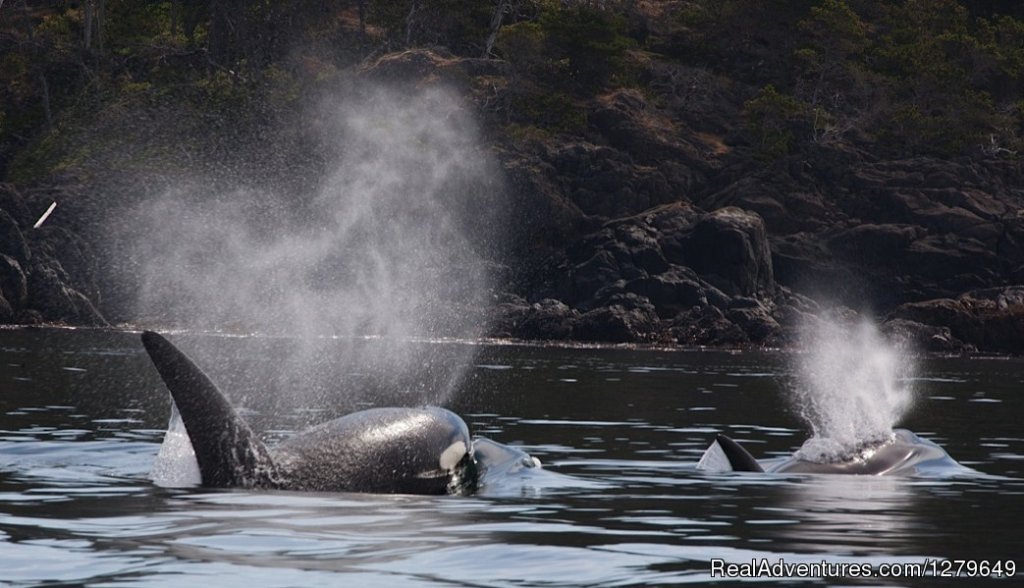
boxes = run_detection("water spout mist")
[790,317,916,463]
[119,84,504,408]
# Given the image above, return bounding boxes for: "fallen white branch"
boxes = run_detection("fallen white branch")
[33,201,57,229]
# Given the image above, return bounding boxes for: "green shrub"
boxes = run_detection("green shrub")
[510,90,586,133]
[878,91,998,155]
[495,21,546,68]
[537,4,635,91]
[795,0,868,104]
[743,85,812,159]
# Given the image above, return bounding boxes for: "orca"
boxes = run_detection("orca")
[141,331,537,494]
[698,429,965,476]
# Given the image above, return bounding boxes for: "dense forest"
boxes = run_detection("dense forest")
[3,0,1024,352]
[6,0,1024,178]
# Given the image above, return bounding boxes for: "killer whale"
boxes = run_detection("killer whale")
[142,331,533,494]
[698,429,966,476]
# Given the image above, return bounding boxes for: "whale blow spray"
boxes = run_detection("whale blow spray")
[790,317,917,462]
[121,84,505,410]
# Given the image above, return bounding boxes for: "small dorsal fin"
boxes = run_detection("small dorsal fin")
[713,434,765,472]
[141,331,279,488]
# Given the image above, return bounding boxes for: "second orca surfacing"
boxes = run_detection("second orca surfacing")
[142,331,539,495]
[698,429,969,476]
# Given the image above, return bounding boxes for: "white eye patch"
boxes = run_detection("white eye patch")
[439,440,468,471]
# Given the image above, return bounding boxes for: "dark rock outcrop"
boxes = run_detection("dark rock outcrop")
[493,296,579,341]
[0,253,28,309]
[498,201,788,345]
[26,257,105,325]
[669,305,749,346]
[881,318,964,353]
[0,209,30,266]
[496,121,1024,351]
[568,204,781,343]
[888,287,1024,353]
[685,207,775,299]
[701,148,1024,313]
[0,184,106,326]
[0,184,33,227]
[574,293,661,343]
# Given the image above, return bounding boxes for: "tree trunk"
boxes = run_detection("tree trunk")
[483,0,512,58]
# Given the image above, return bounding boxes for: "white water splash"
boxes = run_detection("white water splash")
[791,317,916,463]
[150,398,201,487]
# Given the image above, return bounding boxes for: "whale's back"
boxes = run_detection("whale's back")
[271,407,473,494]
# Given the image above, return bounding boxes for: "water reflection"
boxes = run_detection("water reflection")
[755,474,921,554]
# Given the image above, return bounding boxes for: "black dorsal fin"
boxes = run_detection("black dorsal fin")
[715,434,765,472]
[142,331,279,488]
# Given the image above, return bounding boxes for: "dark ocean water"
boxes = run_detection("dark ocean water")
[1,328,1021,587]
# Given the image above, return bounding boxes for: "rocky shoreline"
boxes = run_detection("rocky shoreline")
[490,198,1024,355]
[4,48,1024,355]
